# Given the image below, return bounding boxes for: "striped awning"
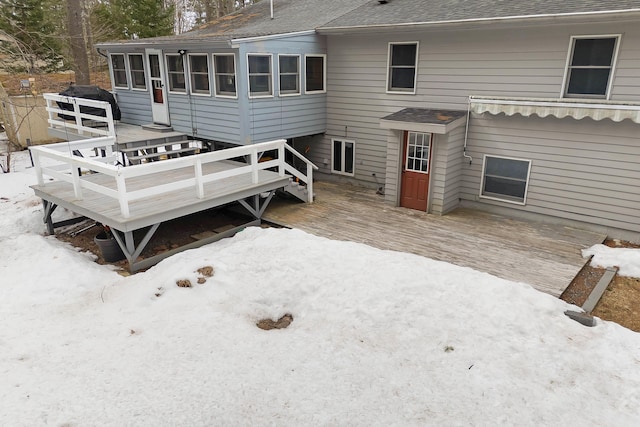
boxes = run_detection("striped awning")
[470,96,640,124]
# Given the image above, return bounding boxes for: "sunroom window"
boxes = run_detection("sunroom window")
[481,155,531,204]
[248,54,272,97]
[188,54,210,95]
[128,54,146,90]
[387,42,418,93]
[166,54,186,93]
[279,55,300,95]
[305,55,326,93]
[564,36,619,98]
[214,54,237,97]
[111,54,127,88]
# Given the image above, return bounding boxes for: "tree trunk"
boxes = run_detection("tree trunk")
[66,0,90,85]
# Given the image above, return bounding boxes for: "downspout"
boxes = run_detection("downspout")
[463,96,473,164]
[271,0,274,19]
[96,47,108,58]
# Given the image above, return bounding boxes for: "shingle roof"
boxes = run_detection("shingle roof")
[99,0,640,46]
[320,0,640,30]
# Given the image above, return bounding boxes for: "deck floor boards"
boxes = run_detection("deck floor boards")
[264,181,606,296]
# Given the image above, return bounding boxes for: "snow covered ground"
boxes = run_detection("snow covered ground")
[2,146,640,426]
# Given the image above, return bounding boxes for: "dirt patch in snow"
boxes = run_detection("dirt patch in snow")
[561,239,640,332]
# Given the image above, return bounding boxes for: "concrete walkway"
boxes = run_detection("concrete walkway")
[264,181,606,296]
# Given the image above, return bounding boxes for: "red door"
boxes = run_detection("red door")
[400,132,432,211]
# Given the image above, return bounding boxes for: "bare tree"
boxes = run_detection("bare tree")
[66,0,90,85]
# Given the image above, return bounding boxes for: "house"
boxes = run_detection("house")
[97,0,640,241]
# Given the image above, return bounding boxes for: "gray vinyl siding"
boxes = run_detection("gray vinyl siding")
[112,90,152,126]
[461,114,640,234]
[430,126,465,215]
[325,19,640,233]
[166,93,241,143]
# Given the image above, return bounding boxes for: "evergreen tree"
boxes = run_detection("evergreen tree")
[92,0,174,41]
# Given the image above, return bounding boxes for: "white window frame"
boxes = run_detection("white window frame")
[386,42,419,94]
[405,132,431,174]
[165,53,187,94]
[304,54,327,94]
[187,53,211,96]
[247,53,273,99]
[110,53,128,89]
[331,138,355,177]
[278,54,301,97]
[560,34,621,100]
[127,53,147,91]
[213,53,238,99]
[479,155,532,205]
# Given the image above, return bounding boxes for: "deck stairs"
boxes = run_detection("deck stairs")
[284,177,312,202]
[116,133,201,165]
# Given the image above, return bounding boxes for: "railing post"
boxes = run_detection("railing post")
[115,173,130,218]
[71,160,83,199]
[105,103,115,137]
[278,143,285,177]
[195,157,204,198]
[306,163,314,203]
[250,148,258,184]
[32,150,44,186]
[73,99,83,136]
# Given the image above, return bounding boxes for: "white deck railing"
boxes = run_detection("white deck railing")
[30,137,317,218]
[43,92,115,138]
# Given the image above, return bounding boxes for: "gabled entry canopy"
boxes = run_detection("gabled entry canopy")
[380,108,467,134]
[470,96,640,124]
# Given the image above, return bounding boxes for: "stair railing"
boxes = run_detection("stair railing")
[282,143,318,203]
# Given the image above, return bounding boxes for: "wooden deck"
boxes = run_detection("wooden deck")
[264,182,606,296]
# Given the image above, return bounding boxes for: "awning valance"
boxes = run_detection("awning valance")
[470,96,640,124]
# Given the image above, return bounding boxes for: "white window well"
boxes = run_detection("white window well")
[332,139,355,176]
[305,54,326,94]
[279,54,300,96]
[213,54,237,97]
[111,54,128,88]
[248,54,273,97]
[188,54,211,95]
[480,155,531,204]
[563,35,620,99]
[387,42,418,93]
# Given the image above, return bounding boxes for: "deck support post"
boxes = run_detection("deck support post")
[238,191,275,220]
[42,200,58,235]
[112,223,161,267]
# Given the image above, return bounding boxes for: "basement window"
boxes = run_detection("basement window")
[332,139,355,176]
[480,155,531,205]
[110,54,128,88]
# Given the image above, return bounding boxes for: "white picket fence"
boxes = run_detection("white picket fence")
[30,137,317,218]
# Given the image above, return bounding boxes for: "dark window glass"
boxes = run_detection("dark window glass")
[388,44,417,92]
[166,55,186,92]
[189,55,210,94]
[566,37,616,97]
[344,142,354,174]
[214,55,236,96]
[305,56,325,92]
[128,54,146,89]
[482,157,530,202]
[333,140,342,172]
[248,55,272,96]
[111,54,127,87]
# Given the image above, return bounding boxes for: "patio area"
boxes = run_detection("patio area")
[264,181,607,297]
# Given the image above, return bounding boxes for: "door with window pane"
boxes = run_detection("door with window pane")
[146,49,170,125]
[400,132,432,211]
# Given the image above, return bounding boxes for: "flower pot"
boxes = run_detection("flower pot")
[94,232,125,262]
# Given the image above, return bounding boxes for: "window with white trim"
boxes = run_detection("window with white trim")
[405,132,430,173]
[128,54,146,90]
[305,54,326,93]
[214,54,237,97]
[188,54,210,95]
[480,155,532,204]
[332,139,355,176]
[279,54,300,95]
[387,42,418,93]
[248,54,272,97]
[111,54,128,88]
[166,54,186,93]
[564,36,619,98]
